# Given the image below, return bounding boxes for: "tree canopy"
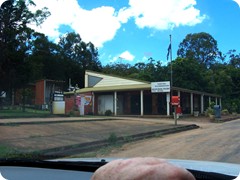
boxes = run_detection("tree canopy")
[0,0,50,93]
[0,1,239,112]
[177,32,220,66]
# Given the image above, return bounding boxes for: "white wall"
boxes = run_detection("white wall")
[98,95,114,115]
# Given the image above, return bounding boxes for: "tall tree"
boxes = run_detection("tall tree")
[171,57,207,91]
[27,32,63,81]
[177,32,220,66]
[227,49,240,68]
[0,0,50,96]
[58,32,102,88]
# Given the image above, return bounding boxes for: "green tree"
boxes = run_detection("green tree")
[227,49,240,68]
[27,32,64,81]
[171,57,207,91]
[58,32,102,88]
[0,0,50,100]
[132,58,160,81]
[103,63,136,77]
[177,32,220,66]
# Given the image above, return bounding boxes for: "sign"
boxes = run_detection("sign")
[171,96,180,106]
[151,81,170,93]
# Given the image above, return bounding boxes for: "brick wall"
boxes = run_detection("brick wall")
[35,80,45,105]
[65,95,74,114]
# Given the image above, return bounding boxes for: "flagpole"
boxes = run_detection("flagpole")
[169,34,177,125]
[170,34,172,91]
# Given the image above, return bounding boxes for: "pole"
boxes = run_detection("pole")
[170,35,172,90]
[169,35,177,125]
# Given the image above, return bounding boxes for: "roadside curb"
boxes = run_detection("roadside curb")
[213,116,240,123]
[0,118,118,126]
[40,124,199,158]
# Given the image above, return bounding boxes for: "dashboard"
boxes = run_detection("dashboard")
[0,158,239,180]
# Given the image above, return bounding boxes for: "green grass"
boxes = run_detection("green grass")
[0,145,24,159]
[0,145,44,160]
[0,107,51,118]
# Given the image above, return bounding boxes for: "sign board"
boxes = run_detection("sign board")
[151,81,170,93]
[171,96,180,106]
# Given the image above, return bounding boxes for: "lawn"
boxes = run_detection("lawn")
[0,107,51,118]
[0,145,44,159]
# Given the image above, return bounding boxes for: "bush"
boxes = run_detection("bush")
[105,110,112,116]
[209,101,215,109]
[221,109,229,115]
[108,132,118,145]
[231,102,238,113]
[206,107,214,116]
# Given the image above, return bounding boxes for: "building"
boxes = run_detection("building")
[65,70,221,116]
[35,79,65,109]
[11,79,64,109]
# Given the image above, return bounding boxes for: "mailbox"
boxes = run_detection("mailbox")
[171,96,180,106]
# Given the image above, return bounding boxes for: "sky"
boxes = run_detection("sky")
[1,0,240,65]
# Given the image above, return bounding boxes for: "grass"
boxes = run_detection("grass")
[0,145,28,159]
[0,145,15,157]
[0,107,51,118]
[0,145,46,160]
[69,133,141,158]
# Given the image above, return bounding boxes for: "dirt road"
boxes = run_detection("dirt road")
[101,119,240,164]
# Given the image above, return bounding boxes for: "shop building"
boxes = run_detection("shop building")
[65,70,221,116]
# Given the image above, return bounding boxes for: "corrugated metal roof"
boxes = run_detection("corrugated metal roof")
[86,70,150,88]
[64,70,221,97]
[65,84,151,94]
[65,84,221,97]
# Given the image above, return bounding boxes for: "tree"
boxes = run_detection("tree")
[27,32,64,81]
[132,58,159,81]
[177,32,220,66]
[171,57,207,91]
[58,32,102,88]
[102,62,135,77]
[0,0,50,99]
[227,49,240,68]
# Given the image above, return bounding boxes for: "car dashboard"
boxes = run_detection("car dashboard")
[0,158,239,180]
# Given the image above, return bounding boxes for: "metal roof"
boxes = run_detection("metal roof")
[65,84,221,97]
[64,70,221,97]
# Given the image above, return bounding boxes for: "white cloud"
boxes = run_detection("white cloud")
[233,0,240,7]
[28,0,205,48]
[118,0,206,30]
[119,51,135,61]
[29,0,121,47]
[110,51,135,63]
[71,6,121,47]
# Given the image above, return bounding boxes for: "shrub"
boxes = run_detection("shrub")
[221,109,229,115]
[206,107,214,116]
[105,110,112,116]
[209,101,215,109]
[231,102,237,113]
[108,132,118,145]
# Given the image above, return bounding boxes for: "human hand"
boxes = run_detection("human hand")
[91,157,195,180]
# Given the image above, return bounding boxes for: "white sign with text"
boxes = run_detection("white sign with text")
[151,81,170,93]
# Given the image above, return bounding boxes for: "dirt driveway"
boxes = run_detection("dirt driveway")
[100,118,240,164]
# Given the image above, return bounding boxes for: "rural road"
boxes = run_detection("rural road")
[101,119,240,164]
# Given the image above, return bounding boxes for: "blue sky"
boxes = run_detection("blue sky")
[2,0,240,65]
